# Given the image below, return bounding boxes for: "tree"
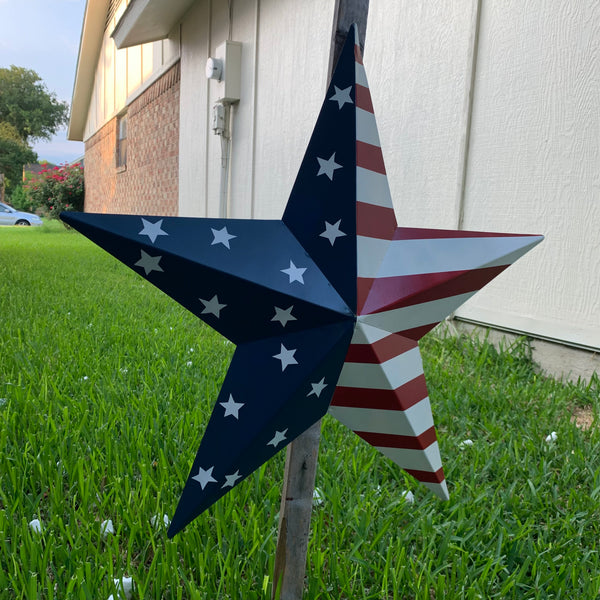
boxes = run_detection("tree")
[0,66,69,143]
[0,122,36,196]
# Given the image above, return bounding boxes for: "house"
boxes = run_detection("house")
[68,0,599,373]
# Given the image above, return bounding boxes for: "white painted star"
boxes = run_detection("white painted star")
[220,394,244,419]
[307,378,328,398]
[222,470,242,488]
[191,466,217,489]
[316,152,342,180]
[211,226,236,249]
[272,306,297,327]
[199,294,227,318]
[281,260,306,284]
[319,219,347,246]
[273,344,298,371]
[134,250,163,275]
[329,85,353,109]
[267,429,288,447]
[138,218,168,243]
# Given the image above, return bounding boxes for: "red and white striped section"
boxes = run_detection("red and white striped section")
[329,321,449,499]
[359,229,544,339]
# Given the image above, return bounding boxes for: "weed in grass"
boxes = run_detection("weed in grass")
[1,224,600,599]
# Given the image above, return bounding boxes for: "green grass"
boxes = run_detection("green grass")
[1,221,599,599]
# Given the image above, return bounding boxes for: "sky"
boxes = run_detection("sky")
[0,0,87,164]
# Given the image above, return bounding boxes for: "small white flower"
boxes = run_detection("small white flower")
[401,490,415,504]
[188,348,194,353]
[29,518,42,533]
[150,513,170,528]
[80,376,89,381]
[545,431,558,443]
[312,488,324,506]
[186,361,193,367]
[459,439,474,449]
[67,311,71,315]
[0,398,6,407]
[154,328,158,334]
[119,368,128,374]
[113,576,133,599]
[101,519,114,537]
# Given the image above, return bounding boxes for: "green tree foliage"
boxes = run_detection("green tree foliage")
[0,122,36,191]
[0,66,69,143]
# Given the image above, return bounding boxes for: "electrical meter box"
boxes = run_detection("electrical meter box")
[214,41,242,104]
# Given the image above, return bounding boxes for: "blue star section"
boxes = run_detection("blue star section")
[61,30,363,537]
[169,320,354,533]
[63,213,353,345]
[283,31,357,310]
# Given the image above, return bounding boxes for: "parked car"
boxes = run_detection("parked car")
[0,202,43,226]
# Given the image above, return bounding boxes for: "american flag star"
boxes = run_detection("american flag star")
[62,25,542,537]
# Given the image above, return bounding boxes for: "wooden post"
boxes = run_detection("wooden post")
[272,3,369,599]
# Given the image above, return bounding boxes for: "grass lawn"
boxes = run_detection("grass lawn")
[1,221,599,599]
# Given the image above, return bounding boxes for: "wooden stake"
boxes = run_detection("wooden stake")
[272,3,369,598]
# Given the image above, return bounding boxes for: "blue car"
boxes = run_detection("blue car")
[0,202,43,226]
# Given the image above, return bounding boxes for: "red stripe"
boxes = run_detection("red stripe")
[405,467,446,484]
[356,202,397,239]
[360,265,508,314]
[395,323,438,342]
[356,140,386,175]
[354,44,363,65]
[355,84,374,113]
[356,426,437,450]
[393,227,537,240]
[331,374,429,411]
[344,334,417,363]
[357,277,374,314]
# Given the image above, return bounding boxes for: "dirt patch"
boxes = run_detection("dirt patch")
[571,406,595,430]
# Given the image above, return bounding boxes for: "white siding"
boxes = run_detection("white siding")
[364,0,599,350]
[456,1,600,350]
[83,0,181,140]
[178,0,335,219]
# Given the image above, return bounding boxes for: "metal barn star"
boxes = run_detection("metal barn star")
[62,26,542,537]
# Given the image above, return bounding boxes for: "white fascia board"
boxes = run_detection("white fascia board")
[68,0,111,141]
[111,0,197,49]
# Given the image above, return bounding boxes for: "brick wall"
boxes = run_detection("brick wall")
[84,62,180,215]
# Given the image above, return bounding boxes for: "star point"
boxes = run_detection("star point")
[138,218,168,243]
[316,152,342,180]
[267,429,288,447]
[222,470,242,488]
[307,378,327,398]
[134,250,163,275]
[319,219,347,246]
[211,226,236,249]
[199,294,227,318]
[272,306,297,327]
[220,394,244,419]
[191,466,217,489]
[273,344,298,371]
[329,85,353,109]
[281,260,306,284]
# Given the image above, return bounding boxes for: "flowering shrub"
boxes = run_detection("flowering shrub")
[25,163,84,220]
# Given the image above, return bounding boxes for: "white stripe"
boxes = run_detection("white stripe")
[328,397,434,437]
[356,168,394,209]
[358,292,476,332]
[350,321,397,345]
[357,235,390,278]
[377,441,442,473]
[422,480,449,501]
[356,107,380,147]
[355,62,368,88]
[338,345,423,390]
[362,236,543,278]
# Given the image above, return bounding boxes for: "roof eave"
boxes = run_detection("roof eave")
[111,0,195,49]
